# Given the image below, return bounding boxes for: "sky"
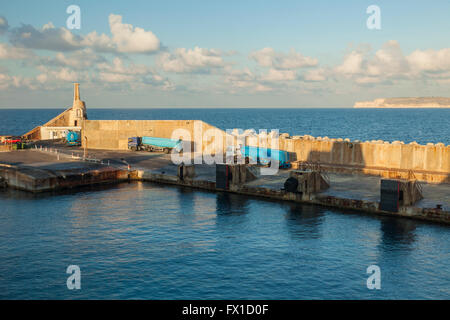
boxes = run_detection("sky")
[0,0,450,108]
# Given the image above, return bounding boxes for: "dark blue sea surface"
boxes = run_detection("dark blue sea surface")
[0,182,449,300]
[0,108,449,145]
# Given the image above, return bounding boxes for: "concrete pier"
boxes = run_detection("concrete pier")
[1,144,448,224]
[0,150,129,192]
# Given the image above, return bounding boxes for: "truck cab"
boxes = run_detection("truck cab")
[128,137,142,151]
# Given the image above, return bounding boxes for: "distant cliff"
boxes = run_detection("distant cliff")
[354,97,450,108]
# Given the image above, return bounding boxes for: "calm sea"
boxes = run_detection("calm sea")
[0,108,449,299]
[0,108,449,145]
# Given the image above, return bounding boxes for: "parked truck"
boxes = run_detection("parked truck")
[240,145,291,169]
[66,131,81,146]
[128,136,182,154]
[2,136,27,150]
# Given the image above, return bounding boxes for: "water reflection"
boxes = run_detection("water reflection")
[0,181,135,200]
[215,192,249,216]
[67,182,148,236]
[378,217,418,253]
[176,187,217,230]
[177,187,196,215]
[284,203,325,240]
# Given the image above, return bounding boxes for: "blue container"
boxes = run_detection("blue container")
[66,131,81,146]
[271,149,291,168]
[141,137,182,152]
[241,146,290,168]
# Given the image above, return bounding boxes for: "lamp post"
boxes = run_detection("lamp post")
[83,136,87,159]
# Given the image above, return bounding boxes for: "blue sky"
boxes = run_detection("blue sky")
[1,0,450,108]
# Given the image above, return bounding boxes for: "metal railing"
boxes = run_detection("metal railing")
[294,161,331,186]
[407,169,423,195]
[31,144,112,166]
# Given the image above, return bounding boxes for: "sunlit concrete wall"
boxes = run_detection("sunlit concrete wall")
[274,136,449,174]
[82,120,220,151]
[82,120,449,180]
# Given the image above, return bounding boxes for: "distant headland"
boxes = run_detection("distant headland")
[354,97,450,108]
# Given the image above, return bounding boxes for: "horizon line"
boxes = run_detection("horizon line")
[0,106,354,109]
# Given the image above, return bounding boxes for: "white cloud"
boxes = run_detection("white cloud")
[303,68,327,82]
[9,14,160,54]
[97,57,158,83]
[108,14,159,53]
[80,31,116,52]
[260,68,297,82]
[223,66,275,92]
[99,72,134,83]
[36,66,89,83]
[0,16,9,34]
[0,72,40,90]
[158,47,225,73]
[249,48,318,69]
[41,48,105,69]
[334,41,426,84]
[407,48,450,73]
[0,43,34,59]
[0,72,13,89]
[10,23,82,51]
[97,57,151,75]
[224,66,255,88]
[368,40,409,77]
[335,51,365,75]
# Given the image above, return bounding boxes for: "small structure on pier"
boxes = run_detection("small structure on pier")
[380,179,423,212]
[284,170,330,197]
[22,83,88,141]
[216,164,258,190]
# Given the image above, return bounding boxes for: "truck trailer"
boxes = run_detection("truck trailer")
[240,145,291,169]
[128,136,182,154]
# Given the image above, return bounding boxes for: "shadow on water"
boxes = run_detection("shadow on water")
[0,181,139,200]
[378,216,418,253]
[283,203,325,240]
[176,186,197,215]
[215,192,249,216]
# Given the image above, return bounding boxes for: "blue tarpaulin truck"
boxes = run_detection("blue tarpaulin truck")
[128,136,182,154]
[66,131,81,146]
[240,146,291,168]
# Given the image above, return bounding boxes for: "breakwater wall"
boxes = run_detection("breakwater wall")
[82,120,450,183]
[82,120,217,150]
[275,135,450,183]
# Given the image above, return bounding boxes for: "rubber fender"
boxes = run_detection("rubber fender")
[284,177,299,193]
